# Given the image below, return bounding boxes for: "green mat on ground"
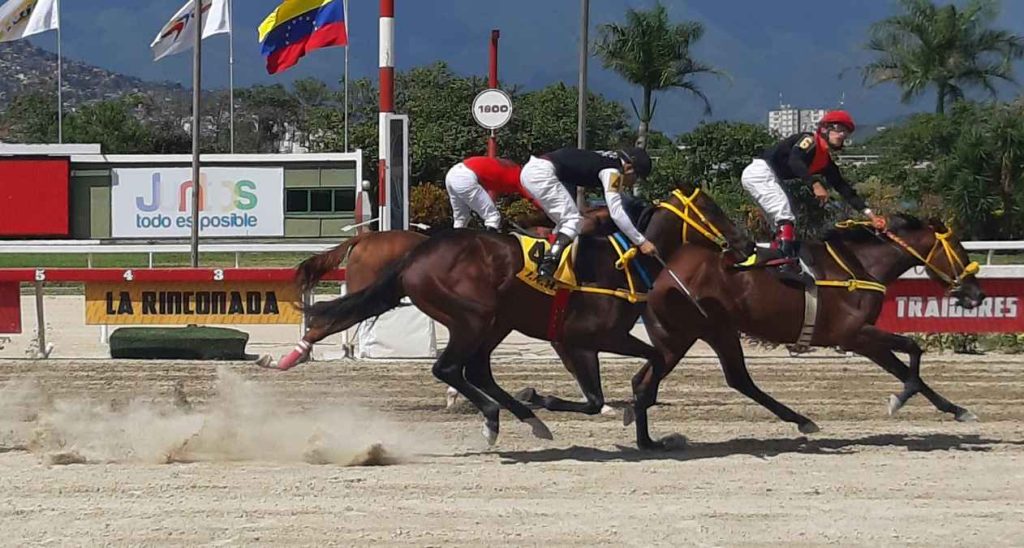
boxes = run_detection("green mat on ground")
[109,326,250,360]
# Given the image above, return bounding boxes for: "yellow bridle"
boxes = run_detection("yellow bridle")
[836,220,981,288]
[655,188,730,251]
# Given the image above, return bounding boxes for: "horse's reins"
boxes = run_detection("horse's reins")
[651,187,738,316]
[656,188,731,252]
[835,220,981,288]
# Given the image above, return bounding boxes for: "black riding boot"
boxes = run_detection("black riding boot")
[538,234,572,283]
[776,221,807,281]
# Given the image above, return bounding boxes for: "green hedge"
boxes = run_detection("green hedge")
[909,333,1024,355]
[109,326,250,360]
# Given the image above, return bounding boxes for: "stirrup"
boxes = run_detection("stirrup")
[537,258,558,287]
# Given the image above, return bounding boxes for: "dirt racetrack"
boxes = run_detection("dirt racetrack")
[1,353,1023,546]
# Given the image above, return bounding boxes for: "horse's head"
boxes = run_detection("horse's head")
[886,215,985,309]
[645,181,754,259]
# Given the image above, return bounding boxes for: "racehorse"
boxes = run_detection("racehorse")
[282,209,617,408]
[631,214,985,449]
[295,183,751,447]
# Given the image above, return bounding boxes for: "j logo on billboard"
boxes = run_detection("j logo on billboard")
[112,167,284,238]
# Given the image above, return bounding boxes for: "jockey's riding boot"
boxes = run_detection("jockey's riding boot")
[484,226,500,234]
[776,221,803,277]
[538,233,572,284]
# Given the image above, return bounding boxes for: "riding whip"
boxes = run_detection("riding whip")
[651,253,709,318]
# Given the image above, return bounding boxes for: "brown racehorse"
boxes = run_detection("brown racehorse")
[282,210,617,408]
[277,206,679,413]
[295,184,751,446]
[632,214,985,449]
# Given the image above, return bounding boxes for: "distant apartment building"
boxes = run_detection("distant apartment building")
[768,105,827,137]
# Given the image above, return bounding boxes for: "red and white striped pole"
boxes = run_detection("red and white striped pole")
[378,0,395,230]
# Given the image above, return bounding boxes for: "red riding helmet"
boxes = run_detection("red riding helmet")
[819,110,856,133]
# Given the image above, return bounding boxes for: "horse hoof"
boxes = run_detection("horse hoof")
[445,387,459,409]
[798,421,820,434]
[638,440,665,451]
[661,433,687,450]
[255,355,276,369]
[622,407,636,427]
[482,421,499,446]
[955,409,980,423]
[525,417,553,440]
[887,394,904,416]
[600,405,617,417]
[515,387,538,402]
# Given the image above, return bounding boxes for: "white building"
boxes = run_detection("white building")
[768,105,827,136]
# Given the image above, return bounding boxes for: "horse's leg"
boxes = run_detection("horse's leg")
[595,334,674,451]
[464,333,554,441]
[621,307,701,429]
[257,324,339,371]
[517,343,609,416]
[850,329,976,421]
[706,330,819,434]
[430,335,506,446]
[850,325,939,416]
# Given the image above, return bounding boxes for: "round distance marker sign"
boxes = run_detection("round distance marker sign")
[472,88,513,130]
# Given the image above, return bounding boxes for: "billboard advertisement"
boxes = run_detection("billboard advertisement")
[876,279,1022,333]
[0,158,69,237]
[85,281,301,325]
[111,167,284,238]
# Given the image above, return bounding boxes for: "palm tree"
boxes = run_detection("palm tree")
[862,0,1024,114]
[595,2,723,149]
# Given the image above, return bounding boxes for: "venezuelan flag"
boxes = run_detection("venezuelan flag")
[259,0,348,75]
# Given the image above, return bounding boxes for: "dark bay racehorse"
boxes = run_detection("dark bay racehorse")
[633,214,985,449]
[280,207,646,409]
[295,184,750,446]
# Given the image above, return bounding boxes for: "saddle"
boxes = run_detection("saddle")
[512,233,650,304]
[515,234,579,294]
[734,244,818,288]
[734,237,888,352]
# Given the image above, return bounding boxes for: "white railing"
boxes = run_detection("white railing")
[0,240,339,267]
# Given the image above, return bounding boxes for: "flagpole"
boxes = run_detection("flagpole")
[190,0,203,268]
[56,0,63,144]
[228,0,235,153]
[343,0,349,152]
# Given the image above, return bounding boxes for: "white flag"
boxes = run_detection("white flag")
[150,0,230,62]
[0,0,59,43]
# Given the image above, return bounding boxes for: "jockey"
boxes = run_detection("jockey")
[740,110,886,271]
[444,156,538,232]
[520,147,655,282]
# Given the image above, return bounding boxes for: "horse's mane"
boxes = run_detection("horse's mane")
[823,213,927,245]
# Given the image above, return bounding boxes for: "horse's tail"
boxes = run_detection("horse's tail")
[295,234,365,294]
[304,257,408,333]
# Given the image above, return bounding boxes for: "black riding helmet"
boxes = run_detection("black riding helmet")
[619,147,652,179]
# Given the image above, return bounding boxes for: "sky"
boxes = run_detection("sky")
[22,0,1024,136]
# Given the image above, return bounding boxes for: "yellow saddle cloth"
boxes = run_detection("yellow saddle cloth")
[514,234,577,295]
[513,234,647,303]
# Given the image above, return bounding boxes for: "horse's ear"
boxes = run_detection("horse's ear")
[927,217,950,232]
[674,180,697,193]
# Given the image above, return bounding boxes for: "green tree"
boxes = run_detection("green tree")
[1,91,59,143]
[862,0,1024,114]
[641,122,779,237]
[235,84,299,153]
[62,98,151,154]
[595,1,723,148]
[850,101,1024,239]
[340,63,630,192]
[503,82,630,161]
